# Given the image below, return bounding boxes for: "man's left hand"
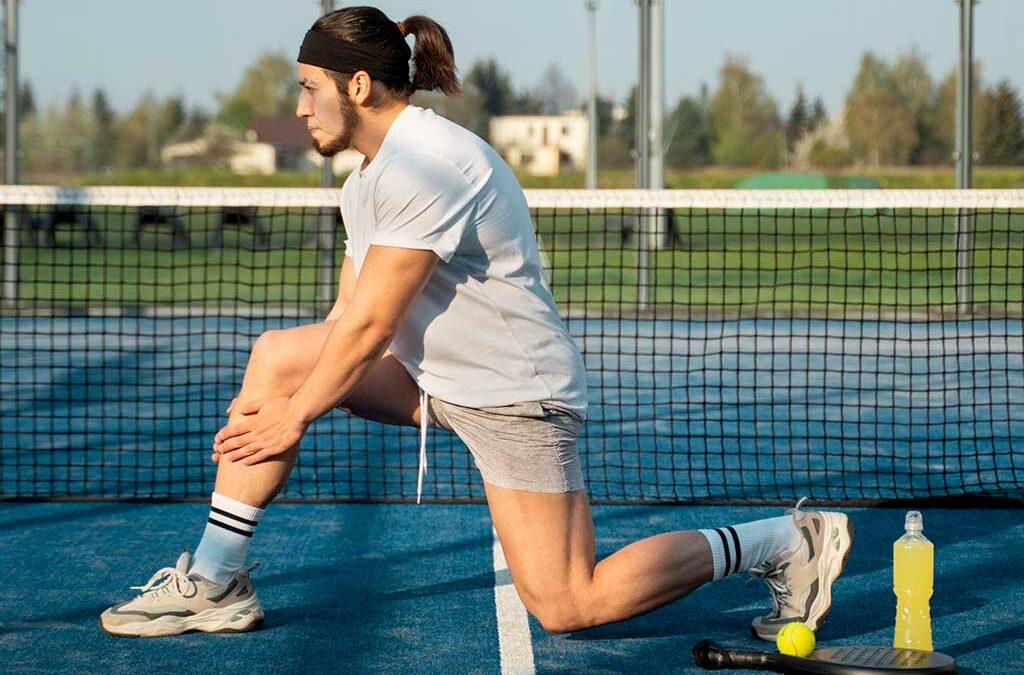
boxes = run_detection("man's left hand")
[213,397,308,465]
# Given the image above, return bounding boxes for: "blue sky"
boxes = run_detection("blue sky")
[22,0,1023,118]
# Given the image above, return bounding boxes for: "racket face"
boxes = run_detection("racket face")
[809,646,956,673]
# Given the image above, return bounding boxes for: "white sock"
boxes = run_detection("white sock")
[190,492,265,584]
[699,516,800,581]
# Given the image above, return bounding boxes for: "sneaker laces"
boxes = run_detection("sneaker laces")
[242,561,261,574]
[750,563,791,617]
[130,567,197,598]
[748,496,808,618]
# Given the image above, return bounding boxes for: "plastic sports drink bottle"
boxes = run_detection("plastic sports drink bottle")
[893,511,934,651]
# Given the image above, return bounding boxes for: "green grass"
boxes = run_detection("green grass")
[73,168,340,188]
[518,167,1024,190]
[534,209,1024,315]
[56,166,1024,190]
[9,208,1021,319]
[544,247,1023,314]
[860,167,1024,189]
[18,247,337,305]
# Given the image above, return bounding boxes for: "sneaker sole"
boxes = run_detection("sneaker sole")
[804,512,855,633]
[750,512,855,640]
[100,596,264,638]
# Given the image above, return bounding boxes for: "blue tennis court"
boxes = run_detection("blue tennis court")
[2,502,1022,673]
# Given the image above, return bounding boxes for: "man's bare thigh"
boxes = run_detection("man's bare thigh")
[257,320,421,427]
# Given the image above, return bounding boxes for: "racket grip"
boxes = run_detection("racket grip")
[692,640,771,671]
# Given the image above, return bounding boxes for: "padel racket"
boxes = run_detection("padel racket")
[692,640,957,674]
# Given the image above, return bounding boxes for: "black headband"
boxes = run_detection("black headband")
[298,29,411,84]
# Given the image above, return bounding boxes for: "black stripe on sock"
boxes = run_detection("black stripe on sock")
[208,517,254,538]
[725,526,742,575]
[210,506,259,527]
[714,528,732,577]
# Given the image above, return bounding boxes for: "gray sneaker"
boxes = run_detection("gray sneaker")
[100,551,263,637]
[749,500,854,641]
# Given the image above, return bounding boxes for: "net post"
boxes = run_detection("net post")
[637,226,648,311]
[3,0,18,307]
[317,203,336,313]
[584,0,599,190]
[2,210,15,307]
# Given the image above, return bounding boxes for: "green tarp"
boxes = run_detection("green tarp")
[734,172,881,189]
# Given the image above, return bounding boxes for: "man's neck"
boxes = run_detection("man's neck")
[352,102,409,164]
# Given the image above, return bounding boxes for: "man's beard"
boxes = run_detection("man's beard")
[313,95,360,157]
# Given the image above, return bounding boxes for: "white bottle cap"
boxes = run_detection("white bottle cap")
[905,510,923,533]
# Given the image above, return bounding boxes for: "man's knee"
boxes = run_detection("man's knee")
[250,329,293,379]
[528,598,589,634]
[518,584,593,634]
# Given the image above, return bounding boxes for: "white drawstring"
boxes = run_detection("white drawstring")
[417,389,429,504]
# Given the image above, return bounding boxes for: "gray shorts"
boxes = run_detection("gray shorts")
[426,396,585,493]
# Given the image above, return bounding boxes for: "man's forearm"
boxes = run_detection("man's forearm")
[288,313,395,424]
[324,300,348,322]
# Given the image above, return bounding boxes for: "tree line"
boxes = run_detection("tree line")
[613,51,1024,169]
[9,48,1024,178]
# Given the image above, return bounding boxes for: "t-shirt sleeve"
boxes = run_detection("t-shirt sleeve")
[370,153,481,263]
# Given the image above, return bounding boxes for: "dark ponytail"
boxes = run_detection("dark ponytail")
[400,15,460,96]
[310,6,460,104]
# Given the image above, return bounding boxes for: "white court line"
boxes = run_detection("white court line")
[493,527,536,675]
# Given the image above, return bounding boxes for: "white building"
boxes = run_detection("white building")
[161,117,363,176]
[489,112,589,176]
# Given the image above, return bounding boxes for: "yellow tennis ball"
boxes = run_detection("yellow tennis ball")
[776,621,815,657]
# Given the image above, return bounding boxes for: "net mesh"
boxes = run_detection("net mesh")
[2,187,1023,504]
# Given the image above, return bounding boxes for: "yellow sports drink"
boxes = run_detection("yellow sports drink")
[893,511,933,651]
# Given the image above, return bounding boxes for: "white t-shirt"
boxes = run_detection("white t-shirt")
[340,105,587,416]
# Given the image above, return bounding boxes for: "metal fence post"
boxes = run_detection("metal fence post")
[316,0,337,314]
[954,0,976,317]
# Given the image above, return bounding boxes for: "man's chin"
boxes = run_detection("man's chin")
[313,139,349,158]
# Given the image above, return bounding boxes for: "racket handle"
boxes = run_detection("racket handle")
[692,640,772,671]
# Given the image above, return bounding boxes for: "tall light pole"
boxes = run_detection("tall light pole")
[635,0,664,191]
[636,0,649,189]
[3,0,19,306]
[585,0,598,190]
[648,0,664,191]
[954,0,974,189]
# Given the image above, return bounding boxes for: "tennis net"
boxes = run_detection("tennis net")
[2,186,1023,504]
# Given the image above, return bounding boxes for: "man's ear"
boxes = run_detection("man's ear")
[349,71,373,105]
